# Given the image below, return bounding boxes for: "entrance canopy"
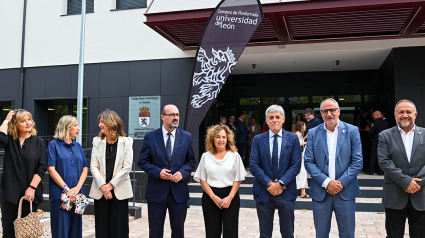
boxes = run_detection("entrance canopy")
[145,0,425,50]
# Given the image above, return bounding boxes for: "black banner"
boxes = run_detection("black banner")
[185,0,264,136]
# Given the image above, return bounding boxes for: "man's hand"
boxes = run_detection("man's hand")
[159,169,172,180]
[405,178,422,194]
[170,171,183,183]
[326,180,343,195]
[267,182,284,196]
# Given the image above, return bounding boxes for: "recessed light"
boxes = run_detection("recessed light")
[48,108,55,111]
[2,108,11,111]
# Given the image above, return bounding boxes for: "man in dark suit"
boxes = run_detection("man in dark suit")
[378,99,425,237]
[236,111,249,159]
[367,110,389,175]
[246,117,262,169]
[138,104,196,238]
[250,105,301,238]
[218,115,227,126]
[304,108,321,140]
[226,115,238,142]
[304,98,363,238]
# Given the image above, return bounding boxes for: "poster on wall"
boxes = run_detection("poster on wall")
[128,96,161,140]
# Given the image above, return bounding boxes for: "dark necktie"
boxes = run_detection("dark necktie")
[166,132,172,160]
[272,134,279,180]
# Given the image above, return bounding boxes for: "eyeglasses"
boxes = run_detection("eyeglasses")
[229,117,235,120]
[320,108,339,114]
[163,113,180,118]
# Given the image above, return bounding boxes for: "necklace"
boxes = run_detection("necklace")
[19,135,30,145]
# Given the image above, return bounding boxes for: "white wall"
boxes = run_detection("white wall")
[0,0,25,69]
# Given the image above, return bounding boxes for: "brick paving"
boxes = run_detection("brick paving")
[127,203,409,238]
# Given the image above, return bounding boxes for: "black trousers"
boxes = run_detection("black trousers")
[202,186,240,238]
[385,199,425,238]
[94,190,129,238]
[245,144,252,169]
[0,190,39,238]
[237,143,246,158]
[369,143,383,174]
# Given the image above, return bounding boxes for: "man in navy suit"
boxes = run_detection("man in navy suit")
[304,98,363,238]
[250,104,301,238]
[138,104,196,238]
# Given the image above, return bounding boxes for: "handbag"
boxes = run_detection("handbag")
[60,191,90,214]
[13,196,44,238]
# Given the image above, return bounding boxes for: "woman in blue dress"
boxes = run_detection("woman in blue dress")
[47,115,88,238]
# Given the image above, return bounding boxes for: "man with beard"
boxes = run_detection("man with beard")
[138,104,196,238]
[304,98,362,238]
[378,99,425,238]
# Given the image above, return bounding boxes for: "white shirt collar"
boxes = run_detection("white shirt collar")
[398,124,415,134]
[162,126,176,137]
[324,120,340,132]
[269,128,282,138]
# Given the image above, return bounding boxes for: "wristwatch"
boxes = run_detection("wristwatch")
[29,185,37,190]
[278,180,285,188]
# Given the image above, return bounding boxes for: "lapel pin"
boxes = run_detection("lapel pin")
[419,132,421,135]
[342,130,345,134]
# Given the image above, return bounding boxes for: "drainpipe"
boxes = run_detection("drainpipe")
[19,0,28,109]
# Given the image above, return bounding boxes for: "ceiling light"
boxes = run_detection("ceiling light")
[340,98,345,101]
[48,108,55,111]
[2,108,11,111]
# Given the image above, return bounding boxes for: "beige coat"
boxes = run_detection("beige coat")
[89,136,133,200]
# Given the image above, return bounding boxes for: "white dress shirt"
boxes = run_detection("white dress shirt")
[269,129,282,166]
[162,126,176,154]
[193,151,247,188]
[398,125,415,163]
[322,122,340,188]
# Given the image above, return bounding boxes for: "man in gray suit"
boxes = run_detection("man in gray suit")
[378,99,425,238]
[246,117,262,169]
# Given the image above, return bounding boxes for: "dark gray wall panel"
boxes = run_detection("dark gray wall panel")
[84,64,101,97]
[129,60,161,96]
[394,48,425,89]
[98,97,128,122]
[87,97,100,136]
[99,62,130,97]
[44,65,74,98]
[24,68,45,99]
[160,58,194,95]
[0,69,20,100]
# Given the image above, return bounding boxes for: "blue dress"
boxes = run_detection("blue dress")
[47,139,88,238]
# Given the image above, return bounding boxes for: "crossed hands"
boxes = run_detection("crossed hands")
[211,195,233,209]
[405,178,422,194]
[160,169,183,183]
[100,183,114,200]
[327,180,343,195]
[267,182,284,196]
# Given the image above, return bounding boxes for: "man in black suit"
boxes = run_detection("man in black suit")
[378,99,425,237]
[367,110,389,175]
[226,115,238,142]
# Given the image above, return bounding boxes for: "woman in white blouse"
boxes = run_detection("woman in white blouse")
[194,124,247,238]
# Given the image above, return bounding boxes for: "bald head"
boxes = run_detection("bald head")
[372,111,382,120]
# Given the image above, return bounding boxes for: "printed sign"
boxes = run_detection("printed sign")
[129,96,161,140]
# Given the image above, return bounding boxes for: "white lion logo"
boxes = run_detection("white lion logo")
[191,47,237,108]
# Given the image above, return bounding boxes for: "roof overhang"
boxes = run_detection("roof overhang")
[145,0,425,50]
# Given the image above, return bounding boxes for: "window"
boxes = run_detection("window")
[240,98,260,105]
[312,96,333,104]
[116,0,147,10]
[67,0,94,15]
[338,95,361,103]
[263,97,276,105]
[289,96,308,104]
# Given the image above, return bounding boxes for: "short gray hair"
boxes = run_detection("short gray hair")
[219,115,226,121]
[265,105,285,119]
[394,99,416,113]
[320,98,339,110]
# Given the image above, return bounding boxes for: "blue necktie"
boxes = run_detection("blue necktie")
[272,134,279,180]
[166,132,172,160]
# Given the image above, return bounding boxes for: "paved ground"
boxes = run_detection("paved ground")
[123,204,409,238]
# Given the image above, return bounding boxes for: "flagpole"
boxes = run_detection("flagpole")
[76,0,86,144]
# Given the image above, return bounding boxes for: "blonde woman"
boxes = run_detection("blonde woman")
[0,109,47,238]
[47,115,88,238]
[194,125,247,238]
[90,109,133,238]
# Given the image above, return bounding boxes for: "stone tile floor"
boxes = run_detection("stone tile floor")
[124,204,409,238]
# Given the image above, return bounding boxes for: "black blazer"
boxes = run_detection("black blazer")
[369,118,389,145]
[0,132,47,204]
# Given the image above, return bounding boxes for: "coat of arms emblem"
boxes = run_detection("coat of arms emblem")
[139,106,150,127]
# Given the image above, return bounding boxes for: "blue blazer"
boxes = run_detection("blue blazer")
[138,128,196,203]
[236,119,248,144]
[249,129,301,203]
[304,121,363,202]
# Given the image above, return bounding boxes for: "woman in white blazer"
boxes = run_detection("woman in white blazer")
[90,109,133,238]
